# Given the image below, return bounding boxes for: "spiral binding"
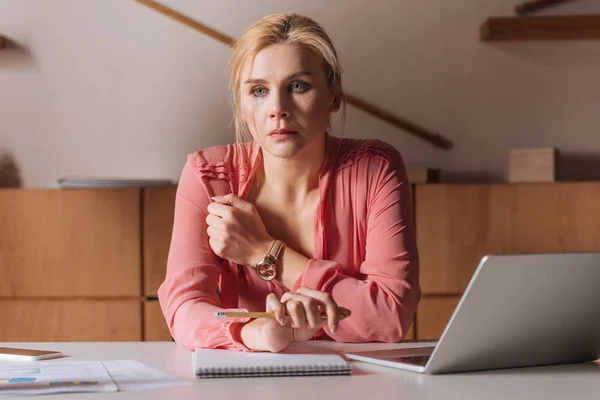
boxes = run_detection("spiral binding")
[197,363,352,378]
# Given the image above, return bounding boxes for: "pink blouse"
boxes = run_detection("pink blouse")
[158,134,420,351]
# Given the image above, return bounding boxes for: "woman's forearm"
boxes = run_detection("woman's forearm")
[276,245,311,289]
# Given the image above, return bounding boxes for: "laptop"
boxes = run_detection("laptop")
[345,252,600,374]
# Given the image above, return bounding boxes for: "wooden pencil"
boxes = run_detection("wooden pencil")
[214,307,351,320]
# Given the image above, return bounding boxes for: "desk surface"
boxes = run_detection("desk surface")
[2,341,599,400]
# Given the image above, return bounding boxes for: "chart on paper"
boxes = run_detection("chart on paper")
[0,361,117,397]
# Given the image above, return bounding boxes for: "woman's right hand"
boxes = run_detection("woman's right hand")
[239,312,294,353]
[240,290,340,352]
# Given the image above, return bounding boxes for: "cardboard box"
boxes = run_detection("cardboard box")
[407,168,440,184]
[509,147,557,183]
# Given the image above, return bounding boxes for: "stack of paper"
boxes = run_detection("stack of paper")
[0,360,190,398]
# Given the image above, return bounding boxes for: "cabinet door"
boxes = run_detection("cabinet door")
[415,183,600,294]
[415,185,512,294]
[143,300,172,341]
[507,183,600,253]
[143,187,177,296]
[0,189,141,297]
[0,300,141,341]
[416,296,461,340]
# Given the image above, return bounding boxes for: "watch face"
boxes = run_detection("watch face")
[256,262,276,281]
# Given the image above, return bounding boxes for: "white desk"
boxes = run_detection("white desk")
[2,341,599,400]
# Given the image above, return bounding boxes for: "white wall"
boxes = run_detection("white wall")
[1,0,600,187]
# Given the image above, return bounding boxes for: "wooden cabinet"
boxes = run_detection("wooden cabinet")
[415,183,600,295]
[3,181,599,342]
[143,300,172,341]
[415,184,513,294]
[416,296,461,340]
[0,189,141,298]
[143,187,177,297]
[504,183,600,253]
[413,182,600,339]
[0,188,142,342]
[0,300,141,341]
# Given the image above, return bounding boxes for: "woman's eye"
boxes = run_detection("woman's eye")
[251,87,267,97]
[290,82,310,92]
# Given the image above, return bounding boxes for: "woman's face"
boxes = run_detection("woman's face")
[240,43,338,159]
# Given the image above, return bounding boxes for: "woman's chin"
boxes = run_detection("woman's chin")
[264,143,303,159]
[259,133,324,160]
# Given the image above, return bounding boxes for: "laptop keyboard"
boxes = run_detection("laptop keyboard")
[395,355,431,366]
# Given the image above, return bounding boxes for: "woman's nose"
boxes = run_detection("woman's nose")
[269,93,290,120]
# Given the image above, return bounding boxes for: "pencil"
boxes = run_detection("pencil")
[214,307,351,320]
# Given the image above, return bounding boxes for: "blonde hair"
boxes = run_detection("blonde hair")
[229,13,346,144]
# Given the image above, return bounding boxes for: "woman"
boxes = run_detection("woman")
[158,13,420,353]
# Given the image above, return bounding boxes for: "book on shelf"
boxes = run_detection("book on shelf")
[54,176,175,189]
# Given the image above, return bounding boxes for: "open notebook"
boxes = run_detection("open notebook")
[193,344,352,378]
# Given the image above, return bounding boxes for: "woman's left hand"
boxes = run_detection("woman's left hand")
[206,193,274,267]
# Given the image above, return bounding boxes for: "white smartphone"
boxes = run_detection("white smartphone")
[0,347,63,362]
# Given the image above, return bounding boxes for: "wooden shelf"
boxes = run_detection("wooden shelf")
[481,15,600,41]
[515,0,574,16]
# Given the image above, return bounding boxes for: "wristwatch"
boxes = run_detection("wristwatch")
[255,240,284,281]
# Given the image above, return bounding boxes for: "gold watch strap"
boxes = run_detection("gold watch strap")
[269,240,284,260]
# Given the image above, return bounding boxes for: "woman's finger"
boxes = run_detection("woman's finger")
[206,202,234,220]
[295,287,339,333]
[302,297,321,329]
[285,300,307,328]
[281,293,308,328]
[293,294,321,328]
[206,225,218,238]
[212,193,253,213]
[265,293,288,326]
[281,293,322,329]
[205,213,225,230]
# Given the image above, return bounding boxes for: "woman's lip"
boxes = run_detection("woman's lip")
[269,129,296,135]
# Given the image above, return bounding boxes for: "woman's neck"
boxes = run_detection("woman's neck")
[257,137,325,204]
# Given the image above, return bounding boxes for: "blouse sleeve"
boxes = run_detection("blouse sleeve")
[291,145,420,342]
[157,158,252,351]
